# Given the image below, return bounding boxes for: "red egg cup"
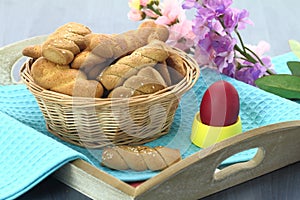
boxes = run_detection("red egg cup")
[190,112,242,148]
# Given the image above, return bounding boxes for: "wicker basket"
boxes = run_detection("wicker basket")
[21,47,200,148]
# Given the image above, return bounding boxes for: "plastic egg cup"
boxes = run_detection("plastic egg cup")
[191,112,242,148]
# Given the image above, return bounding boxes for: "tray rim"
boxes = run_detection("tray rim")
[53,120,300,199]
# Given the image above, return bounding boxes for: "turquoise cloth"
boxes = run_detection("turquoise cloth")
[0,111,87,200]
[0,52,300,199]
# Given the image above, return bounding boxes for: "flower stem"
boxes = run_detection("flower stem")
[235,45,274,75]
[235,30,247,53]
[266,69,274,75]
[236,56,250,62]
[234,45,255,62]
[235,30,261,64]
[235,30,265,64]
[244,46,264,65]
[243,48,274,76]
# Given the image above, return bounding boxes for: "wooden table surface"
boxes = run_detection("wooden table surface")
[1,0,300,199]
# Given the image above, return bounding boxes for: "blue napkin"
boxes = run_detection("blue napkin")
[0,111,87,200]
[0,52,300,199]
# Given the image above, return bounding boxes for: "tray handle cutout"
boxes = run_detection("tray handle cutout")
[11,56,28,84]
[0,35,47,85]
[214,147,265,181]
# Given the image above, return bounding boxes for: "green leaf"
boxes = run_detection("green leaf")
[255,74,300,99]
[289,40,300,59]
[287,61,300,76]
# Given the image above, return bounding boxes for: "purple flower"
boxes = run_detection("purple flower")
[194,0,231,25]
[223,8,240,32]
[211,34,235,54]
[198,34,213,54]
[260,57,273,71]
[223,8,252,32]
[202,0,233,15]
[211,34,236,71]
[236,9,253,30]
[222,63,236,77]
[214,54,235,72]
[131,0,274,86]
[182,0,199,9]
[192,8,211,40]
[235,67,261,86]
[210,18,226,36]
[235,62,268,85]
[197,32,237,72]
[193,6,225,40]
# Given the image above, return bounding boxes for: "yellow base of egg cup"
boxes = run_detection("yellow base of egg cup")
[190,112,242,148]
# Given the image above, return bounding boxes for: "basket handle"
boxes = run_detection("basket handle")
[136,120,300,199]
[0,35,47,85]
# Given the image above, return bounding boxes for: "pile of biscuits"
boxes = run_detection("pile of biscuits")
[22,21,187,98]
